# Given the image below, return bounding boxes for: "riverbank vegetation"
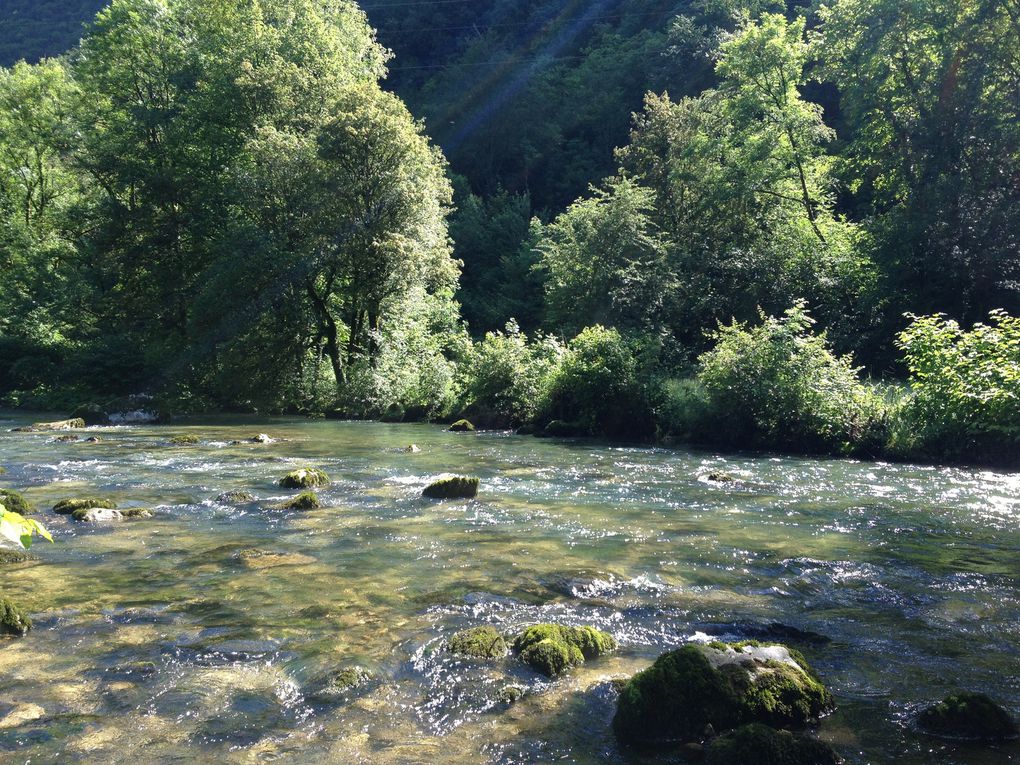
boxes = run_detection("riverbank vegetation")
[1,0,1017,466]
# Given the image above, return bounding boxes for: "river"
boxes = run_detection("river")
[0,414,1017,764]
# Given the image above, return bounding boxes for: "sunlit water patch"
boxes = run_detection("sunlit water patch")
[0,414,1017,764]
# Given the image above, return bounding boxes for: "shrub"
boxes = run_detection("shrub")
[694,303,886,454]
[540,325,651,439]
[458,321,563,428]
[894,310,1020,460]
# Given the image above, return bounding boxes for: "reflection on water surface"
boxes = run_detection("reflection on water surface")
[0,415,1017,764]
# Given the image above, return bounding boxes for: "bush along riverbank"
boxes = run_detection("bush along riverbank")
[6,306,1019,470]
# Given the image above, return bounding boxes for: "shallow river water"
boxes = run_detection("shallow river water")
[0,414,1017,764]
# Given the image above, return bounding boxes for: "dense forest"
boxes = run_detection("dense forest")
[0,0,1018,464]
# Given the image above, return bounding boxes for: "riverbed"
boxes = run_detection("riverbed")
[0,414,1017,764]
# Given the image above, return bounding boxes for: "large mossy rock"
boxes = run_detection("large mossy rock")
[918,692,1018,741]
[71,507,152,522]
[279,468,330,489]
[53,497,117,515]
[448,419,476,432]
[423,476,479,499]
[613,643,834,745]
[0,489,33,515]
[447,626,509,659]
[0,598,31,636]
[705,724,842,765]
[513,624,617,677]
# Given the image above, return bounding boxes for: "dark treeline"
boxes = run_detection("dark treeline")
[0,0,1018,463]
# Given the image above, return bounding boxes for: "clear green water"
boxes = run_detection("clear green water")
[0,414,1017,764]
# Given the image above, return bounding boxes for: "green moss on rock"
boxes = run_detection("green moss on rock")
[448,419,476,432]
[423,476,479,499]
[918,692,1018,741]
[513,624,617,677]
[279,468,330,489]
[0,598,30,636]
[447,626,508,659]
[53,497,117,515]
[306,666,373,703]
[705,724,842,765]
[215,490,256,503]
[0,489,33,515]
[170,435,200,445]
[495,684,526,705]
[280,492,320,510]
[0,550,32,565]
[71,507,151,522]
[613,642,834,745]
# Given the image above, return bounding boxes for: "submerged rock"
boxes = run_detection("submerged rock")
[0,597,31,636]
[405,444,421,453]
[917,692,1018,741]
[448,419,476,432]
[705,723,842,765]
[423,476,479,499]
[495,684,526,705]
[279,468,330,489]
[12,417,85,432]
[84,436,103,443]
[0,489,33,515]
[306,666,374,704]
[235,549,316,570]
[706,471,736,483]
[170,435,200,445]
[215,490,256,503]
[53,497,117,515]
[447,626,509,659]
[613,642,834,745]
[279,491,320,510]
[54,434,79,443]
[513,624,617,678]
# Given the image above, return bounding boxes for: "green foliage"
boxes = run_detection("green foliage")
[541,326,651,439]
[893,311,1020,460]
[0,501,52,549]
[695,304,887,454]
[458,322,564,428]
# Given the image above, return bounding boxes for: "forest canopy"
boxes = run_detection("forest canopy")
[0,0,1017,462]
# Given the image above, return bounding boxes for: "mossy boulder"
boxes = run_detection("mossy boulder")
[706,471,736,483]
[13,418,86,432]
[306,666,373,703]
[54,434,79,443]
[71,507,152,522]
[423,476,479,499]
[0,598,30,636]
[613,642,834,745]
[918,692,1018,741]
[53,497,117,515]
[0,490,33,515]
[448,419,476,432]
[70,403,109,426]
[0,550,32,565]
[495,684,526,705]
[170,435,200,445]
[447,626,509,659]
[279,468,330,489]
[705,724,842,765]
[215,490,256,503]
[280,492,320,510]
[513,624,617,677]
[541,420,587,438]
